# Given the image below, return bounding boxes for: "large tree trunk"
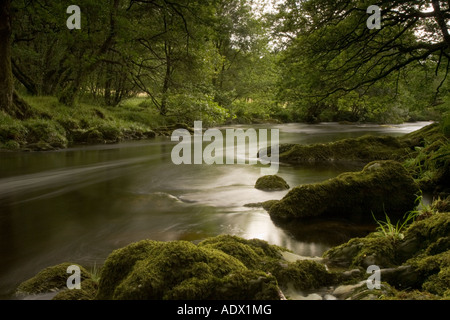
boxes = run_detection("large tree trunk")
[0,0,14,114]
[0,0,32,119]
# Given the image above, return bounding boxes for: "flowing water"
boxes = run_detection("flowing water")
[0,121,432,298]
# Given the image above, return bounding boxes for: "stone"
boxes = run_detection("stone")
[269,160,420,221]
[254,175,290,191]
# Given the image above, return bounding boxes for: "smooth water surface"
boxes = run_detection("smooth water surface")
[0,121,432,298]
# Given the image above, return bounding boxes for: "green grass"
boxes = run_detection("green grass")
[372,211,412,243]
[372,193,440,243]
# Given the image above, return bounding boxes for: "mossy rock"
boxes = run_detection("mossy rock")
[269,160,419,221]
[400,123,444,147]
[198,235,283,270]
[52,279,99,300]
[323,234,397,269]
[255,175,290,191]
[404,250,450,293]
[273,135,409,164]
[95,235,340,300]
[431,196,450,213]
[323,211,450,298]
[422,266,450,296]
[398,212,450,258]
[15,263,91,296]
[96,239,281,300]
[271,259,336,291]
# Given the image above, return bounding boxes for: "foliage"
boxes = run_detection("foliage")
[271,0,450,123]
[3,0,450,133]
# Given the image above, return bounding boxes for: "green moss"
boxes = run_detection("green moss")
[24,119,68,149]
[15,263,91,296]
[401,123,445,147]
[431,196,450,213]
[52,279,98,300]
[95,240,163,300]
[214,270,281,300]
[198,235,283,267]
[277,135,409,164]
[386,289,440,300]
[272,259,335,291]
[269,160,419,221]
[346,282,397,300]
[199,238,263,270]
[422,266,450,296]
[402,212,450,251]
[324,234,397,269]
[97,239,284,300]
[93,235,343,300]
[254,175,290,191]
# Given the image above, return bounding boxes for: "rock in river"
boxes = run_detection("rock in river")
[255,175,290,191]
[268,160,420,221]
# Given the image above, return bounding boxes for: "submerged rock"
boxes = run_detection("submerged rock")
[254,175,290,191]
[269,160,419,221]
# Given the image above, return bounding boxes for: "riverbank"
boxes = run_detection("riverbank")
[0,96,168,152]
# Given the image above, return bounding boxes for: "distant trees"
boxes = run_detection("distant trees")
[6,0,276,124]
[273,0,450,122]
[5,0,447,124]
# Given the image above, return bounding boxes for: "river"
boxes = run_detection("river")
[0,121,432,298]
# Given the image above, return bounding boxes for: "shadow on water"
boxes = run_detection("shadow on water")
[271,217,376,249]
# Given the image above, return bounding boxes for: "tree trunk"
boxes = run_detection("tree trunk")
[0,0,14,114]
[0,0,32,119]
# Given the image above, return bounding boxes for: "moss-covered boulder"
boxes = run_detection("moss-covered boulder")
[323,235,397,269]
[15,262,91,297]
[255,175,290,191]
[323,211,450,299]
[95,239,281,300]
[271,259,335,292]
[269,160,420,221]
[397,211,450,261]
[94,235,338,300]
[197,235,283,269]
[52,279,98,300]
[272,135,410,164]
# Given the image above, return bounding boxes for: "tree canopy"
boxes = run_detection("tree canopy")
[0,0,449,124]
